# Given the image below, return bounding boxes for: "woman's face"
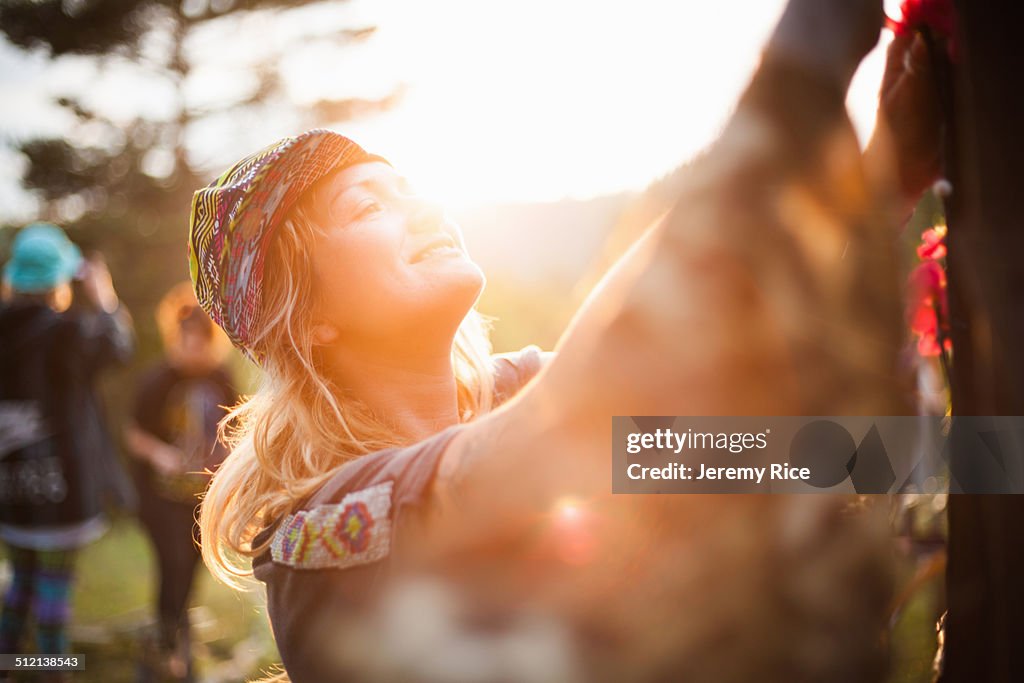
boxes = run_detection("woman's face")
[305,161,484,347]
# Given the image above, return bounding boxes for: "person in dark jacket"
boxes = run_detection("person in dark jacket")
[0,222,133,672]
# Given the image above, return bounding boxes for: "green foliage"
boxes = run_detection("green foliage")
[1,0,399,393]
[479,274,577,353]
[0,0,146,57]
[0,0,333,58]
[1,0,389,219]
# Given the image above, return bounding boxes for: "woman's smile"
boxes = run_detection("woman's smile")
[303,161,484,340]
[409,234,463,263]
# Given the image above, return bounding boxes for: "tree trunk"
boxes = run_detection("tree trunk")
[941,2,1024,681]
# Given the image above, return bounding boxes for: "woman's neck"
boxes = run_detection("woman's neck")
[325,345,461,444]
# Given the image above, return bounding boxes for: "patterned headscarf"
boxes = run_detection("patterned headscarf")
[188,129,382,359]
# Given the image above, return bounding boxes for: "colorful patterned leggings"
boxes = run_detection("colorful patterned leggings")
[0,546,77,654]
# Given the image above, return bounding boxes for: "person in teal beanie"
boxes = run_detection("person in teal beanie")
[0,222,134,680]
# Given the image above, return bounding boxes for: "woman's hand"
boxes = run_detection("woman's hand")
[866,32,943,209]
[124,425,186,476]
[148,443,187,477]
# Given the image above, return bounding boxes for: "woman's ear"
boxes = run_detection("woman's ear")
[311,322,340,346]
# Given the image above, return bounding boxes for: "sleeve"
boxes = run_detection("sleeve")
[310,426,460,511]
[249,431,463,683]
[492,344,549,406]
[75,307,135,378]
[255,426,462,575]
[736,55,848,175]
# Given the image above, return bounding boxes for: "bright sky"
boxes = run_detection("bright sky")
[0,0,898,219]
[318,0,896,208]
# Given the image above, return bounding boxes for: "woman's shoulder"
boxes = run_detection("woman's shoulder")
[253,425,462,576]
[248,428,465,683]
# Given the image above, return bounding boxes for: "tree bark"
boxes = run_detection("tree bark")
[941,2,1024,681]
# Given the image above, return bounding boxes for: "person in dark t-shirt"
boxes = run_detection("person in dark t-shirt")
[125,283,236,682]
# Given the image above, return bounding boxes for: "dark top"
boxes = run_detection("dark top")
[252,346,544,683]
[132,361,236,503]
[0,300,134,527]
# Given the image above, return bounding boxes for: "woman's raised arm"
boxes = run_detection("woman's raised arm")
[433,0,920,531]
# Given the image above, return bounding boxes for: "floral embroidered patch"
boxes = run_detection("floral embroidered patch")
[270,481,393,570]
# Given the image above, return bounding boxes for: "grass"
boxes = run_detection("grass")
[2,516,278,682]
[886,560,943,683]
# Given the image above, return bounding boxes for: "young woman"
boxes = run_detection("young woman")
[192,1,940,680]
[125,283,236,682]
[0,224,133,681]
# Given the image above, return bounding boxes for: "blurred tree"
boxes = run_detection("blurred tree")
[0,0,400,363]
[1,0,395,218]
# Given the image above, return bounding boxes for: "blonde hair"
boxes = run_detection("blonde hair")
[200,199,496,590]
[156,281,232,364]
